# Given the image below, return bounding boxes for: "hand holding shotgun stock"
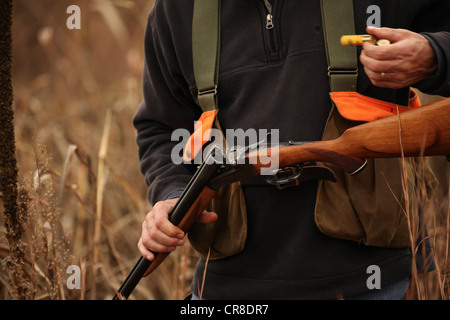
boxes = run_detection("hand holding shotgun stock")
[114,98,450,300]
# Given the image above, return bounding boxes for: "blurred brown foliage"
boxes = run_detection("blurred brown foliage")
[1,0,197,300]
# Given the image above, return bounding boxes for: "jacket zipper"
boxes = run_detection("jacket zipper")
[263,0,274,29]
[262,0,278,54]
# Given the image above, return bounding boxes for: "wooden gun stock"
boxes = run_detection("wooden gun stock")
[250,98,450,174]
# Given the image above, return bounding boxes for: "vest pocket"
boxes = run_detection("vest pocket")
[313,103,435,248]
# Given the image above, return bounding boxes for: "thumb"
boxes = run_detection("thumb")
[198,210,218,224]
[366,26,404,43]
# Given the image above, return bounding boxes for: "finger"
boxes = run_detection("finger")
[137,238,155,261]
[152,200,185,239]
[363,66,407,89]
[362,27,410,61]
[140,234,180,255]
[142,219,184,248]
[197,210,218,224]
[360,50,402,73]
[361,40,401,61]
[138,235,179,260]
[366,26,407,44]
[363,66,388,83]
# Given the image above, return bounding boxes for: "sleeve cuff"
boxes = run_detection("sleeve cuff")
[147,175,191,205]
[413,34,447,93]
[164,188,185,200]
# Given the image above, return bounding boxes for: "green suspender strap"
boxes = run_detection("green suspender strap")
[192,0,221,111]
[320,0,358,92]
[183,0,221,162]
[316,0,418,248]
[189,0,248,260]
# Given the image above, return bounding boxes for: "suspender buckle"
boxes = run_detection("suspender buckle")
[198,85,218,97]
[327,66,358,77]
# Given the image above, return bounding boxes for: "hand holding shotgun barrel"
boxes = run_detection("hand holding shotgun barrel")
[114,97,450,300]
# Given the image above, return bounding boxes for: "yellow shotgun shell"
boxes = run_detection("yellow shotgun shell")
[340,35,376,46]
[340,35,391,46]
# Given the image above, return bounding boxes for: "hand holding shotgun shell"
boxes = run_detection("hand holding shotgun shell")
[357,26,438,89]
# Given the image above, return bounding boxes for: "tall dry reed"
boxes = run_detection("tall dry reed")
[393,97,450,300]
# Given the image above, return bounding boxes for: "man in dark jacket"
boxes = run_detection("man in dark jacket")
[134,0,450,299]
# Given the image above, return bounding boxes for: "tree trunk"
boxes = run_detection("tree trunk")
[0,0,30,300]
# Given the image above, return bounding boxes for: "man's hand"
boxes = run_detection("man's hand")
[137,198,218,261]
[360,26,438,89]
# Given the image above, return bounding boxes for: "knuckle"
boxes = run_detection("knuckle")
[371,62,386,73]
[141,232,152,246]
[366,64,379,73]
[153,200,171,212]
[364,46,381,59]
[152,201,163,211]
[143,216,156,232]
[370,78,381,87]
[359,52,367,64]
[147,228,160,242]
[398,73,408,83]
[153,203,170,225]
[372,51,385,61]
[153,214,166,228]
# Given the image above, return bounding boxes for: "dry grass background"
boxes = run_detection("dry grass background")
[0,0,449,300]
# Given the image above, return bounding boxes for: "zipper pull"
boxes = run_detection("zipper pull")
[266,14,274,30]
[263,0,274,29]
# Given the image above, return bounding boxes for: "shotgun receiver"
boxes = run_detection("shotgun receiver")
[114,97,450,300]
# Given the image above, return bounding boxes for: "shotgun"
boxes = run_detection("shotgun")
[114,97,450,300]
